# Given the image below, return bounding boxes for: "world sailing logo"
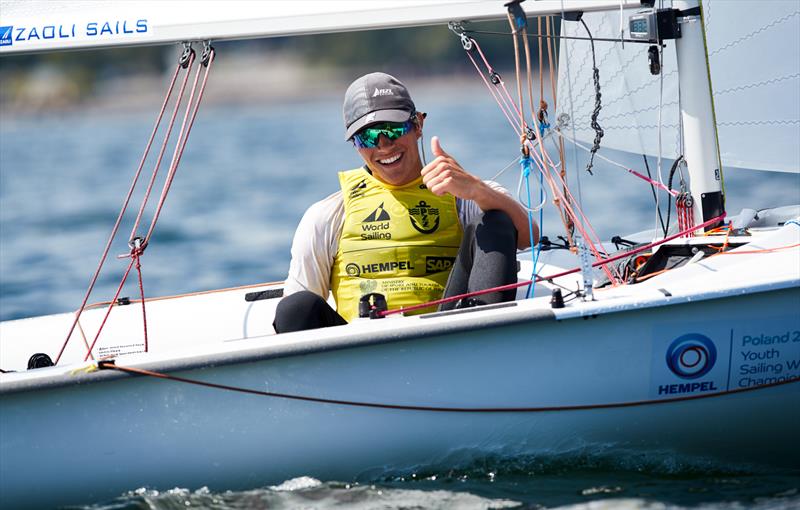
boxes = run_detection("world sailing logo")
[0,26,12,46]
[665,333,717,379]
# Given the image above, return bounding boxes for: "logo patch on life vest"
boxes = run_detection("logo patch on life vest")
[426,256,455,273]
[408,200,440,234]
[363,202,391,222]
[359,279,378,294]
[349,179,367,198]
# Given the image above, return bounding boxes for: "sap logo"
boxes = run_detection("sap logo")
[0,26,12,46]
[426,256,455,273]
[372,88,394,97]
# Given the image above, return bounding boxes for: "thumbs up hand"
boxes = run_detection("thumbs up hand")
[421,136,482,200]
[430,136,447,159]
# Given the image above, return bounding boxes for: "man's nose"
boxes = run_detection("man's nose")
[376,134,394,148]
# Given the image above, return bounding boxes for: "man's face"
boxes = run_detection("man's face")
[355,117,424,186]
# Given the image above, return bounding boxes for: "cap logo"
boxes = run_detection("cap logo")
[372,87,394,97]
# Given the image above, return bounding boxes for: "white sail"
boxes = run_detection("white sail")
[557,0,800,173]
[0,0,642,55]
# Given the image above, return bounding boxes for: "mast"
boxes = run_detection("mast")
[673,0,725,229]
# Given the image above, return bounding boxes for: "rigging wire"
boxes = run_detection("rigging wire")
[642,155,668,236]
[559,1,585,219]
[654,0,665,240]
[455,21,617,284]
[556,130,679,196]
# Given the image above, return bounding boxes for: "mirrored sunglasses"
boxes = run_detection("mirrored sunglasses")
[353,120,414,149]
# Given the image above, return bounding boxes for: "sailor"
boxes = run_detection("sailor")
[274,72,536,332]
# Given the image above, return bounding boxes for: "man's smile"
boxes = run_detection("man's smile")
[377,152,403,166]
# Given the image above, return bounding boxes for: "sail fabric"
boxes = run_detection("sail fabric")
[557,0,800,173]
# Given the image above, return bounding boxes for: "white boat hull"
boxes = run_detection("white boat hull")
[2,283,798,509]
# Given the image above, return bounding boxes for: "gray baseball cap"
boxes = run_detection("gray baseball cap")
[343,72,416,141]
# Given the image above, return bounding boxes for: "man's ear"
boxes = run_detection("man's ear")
[414,111,427,136]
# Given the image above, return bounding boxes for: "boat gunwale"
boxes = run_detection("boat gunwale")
[1,279,797,395]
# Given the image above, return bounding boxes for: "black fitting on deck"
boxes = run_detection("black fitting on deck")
[359,293,388,319]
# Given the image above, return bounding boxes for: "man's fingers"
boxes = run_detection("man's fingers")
[420,156,449,176]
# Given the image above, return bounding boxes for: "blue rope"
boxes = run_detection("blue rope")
[785,219,800,228]
[520,155,542,299]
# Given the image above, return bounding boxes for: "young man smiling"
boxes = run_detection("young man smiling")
[274,73,536,332]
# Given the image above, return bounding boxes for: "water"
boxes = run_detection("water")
[2,84,799,509]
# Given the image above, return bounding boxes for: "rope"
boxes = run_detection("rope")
[380,214,726,317]
[54,55,189,366]
[580,18,603,175]
[55,45,215,366]
[93,359,799,413]
[557,131,680,197]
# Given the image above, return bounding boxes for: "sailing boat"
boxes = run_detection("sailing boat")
[1,1,798,508]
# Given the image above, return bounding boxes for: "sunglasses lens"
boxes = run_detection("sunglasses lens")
[354,121,412,148]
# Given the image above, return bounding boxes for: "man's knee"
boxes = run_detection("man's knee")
[276,290,326,314]
[476,209,517,246]
[274,291,333,333]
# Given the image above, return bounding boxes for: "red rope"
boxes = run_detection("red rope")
[145,49,215,244]
[134,249,148,353]
[57,47,215,365]
[380,213,726,317]
[128,51,196,241]
[83,257,137,361]
[55,60,185,366]
[464,36,617,283]
[96,359,799,413]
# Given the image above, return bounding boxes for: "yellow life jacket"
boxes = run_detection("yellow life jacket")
[331,168,463,321]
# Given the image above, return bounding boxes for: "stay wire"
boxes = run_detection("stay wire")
[560,2,584,213]
[642,155,668,236]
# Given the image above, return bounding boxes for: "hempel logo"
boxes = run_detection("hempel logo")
[373,88,394,97]
[666,333,717,379]
[0,26,12,46]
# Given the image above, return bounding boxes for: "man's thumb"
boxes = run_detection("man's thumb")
[431,136,447,157]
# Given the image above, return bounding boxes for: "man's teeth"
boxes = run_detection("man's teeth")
[379,154,402,165]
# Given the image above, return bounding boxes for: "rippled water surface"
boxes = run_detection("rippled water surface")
[2,84,799,509]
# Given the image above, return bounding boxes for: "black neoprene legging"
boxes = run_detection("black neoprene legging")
[273,209,518,333]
